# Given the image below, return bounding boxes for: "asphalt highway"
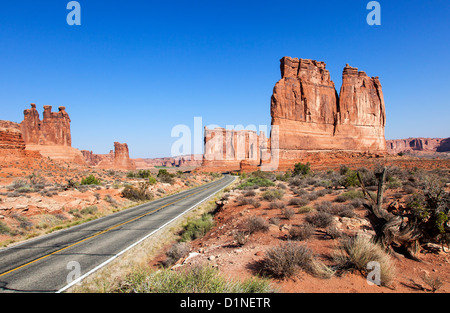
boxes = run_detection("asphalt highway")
[0,175,236,293]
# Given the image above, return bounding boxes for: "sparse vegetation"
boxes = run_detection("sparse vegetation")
[333,235,396,286]
[244,215,269,234]
[80,174,101,186]
[180,213,215,242]
[115,264,272,293]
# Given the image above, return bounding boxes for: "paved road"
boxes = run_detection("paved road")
[0,175,236,293]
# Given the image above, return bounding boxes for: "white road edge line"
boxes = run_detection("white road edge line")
[56,176,236,293]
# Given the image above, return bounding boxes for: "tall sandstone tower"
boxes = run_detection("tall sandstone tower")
[270,57,387,169]
[20,104,85,164]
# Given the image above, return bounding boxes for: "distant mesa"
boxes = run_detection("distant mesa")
[387,137,450,155]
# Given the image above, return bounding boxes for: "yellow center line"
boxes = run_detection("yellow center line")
[0,178,225,278]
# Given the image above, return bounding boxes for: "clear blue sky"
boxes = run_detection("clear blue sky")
[0,0,449,158]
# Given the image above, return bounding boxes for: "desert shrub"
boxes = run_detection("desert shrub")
[292,188,308,196]
[325,225,343,239]
[282,208,295,220]
[350,198,366,209]
[289,224,315,241]
[81,174,101,186]
[157,169,175,184]
[0,221,11,235]
[234,231,249,246]
[262,242,314,278]
[115,264,272,293]
[333,235,396,286]
[288,197,309,207]
[314,201,333,213]
[180,214,214,242]
[403,185,416,195]
[335,190,365,203]
[269,200,285,210]
[306,192,319,201]
[293,162,311,177]
[316,189,328,198]
[237,196,252,206]
[243,190,256,197]
[387,176,402,189]
[421,274,443,293]
[244,215,269,234]
[148,176,157,185]
[121,183,154,202]
[269,217,280,226]
[340,170,360,188]
[262,189,285,201]
[163,242,191,267]
[80,205,98,215]
[305,211,334,228]
[8,179,28,191]
[297,206,315,214]
[289,177,305,188]
[250,199,261,209]
[237,177,275,190]
[104,194,118,206]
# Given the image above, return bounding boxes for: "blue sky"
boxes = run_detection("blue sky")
[0,0,449,158]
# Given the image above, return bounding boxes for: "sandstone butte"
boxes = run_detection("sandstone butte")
[201,56,388,172]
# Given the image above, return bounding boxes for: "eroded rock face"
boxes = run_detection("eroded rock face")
[202,127,269,171]
[19,104,85,165]
[270,57,387,169]
[0,121,26,150]
[386,138,450,154]
[21,104,71,146]
[113,142,136,170]
[87,143,136,171]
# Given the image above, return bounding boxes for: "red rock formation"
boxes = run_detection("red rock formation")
[0,121,26,150]
[20,104,85,165]
[201,57,388,172]
[202,127,268,171]
[270,57,387,170]
[21,104,41,145]
[386,138,450,154]
[21,104,71,146]
[86,143,136,171]
[112,142,136,170]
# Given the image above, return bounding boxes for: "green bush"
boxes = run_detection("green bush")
[157,169,175,184]
[148,176,157,185]
[237,177,275,189]
[261,189,285,201]
[340,170,360,188]
[80,174,101,186]
[293,162,311,176]
[180,214,215,242]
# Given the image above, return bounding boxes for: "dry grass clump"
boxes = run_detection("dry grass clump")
[333,235,396,286]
